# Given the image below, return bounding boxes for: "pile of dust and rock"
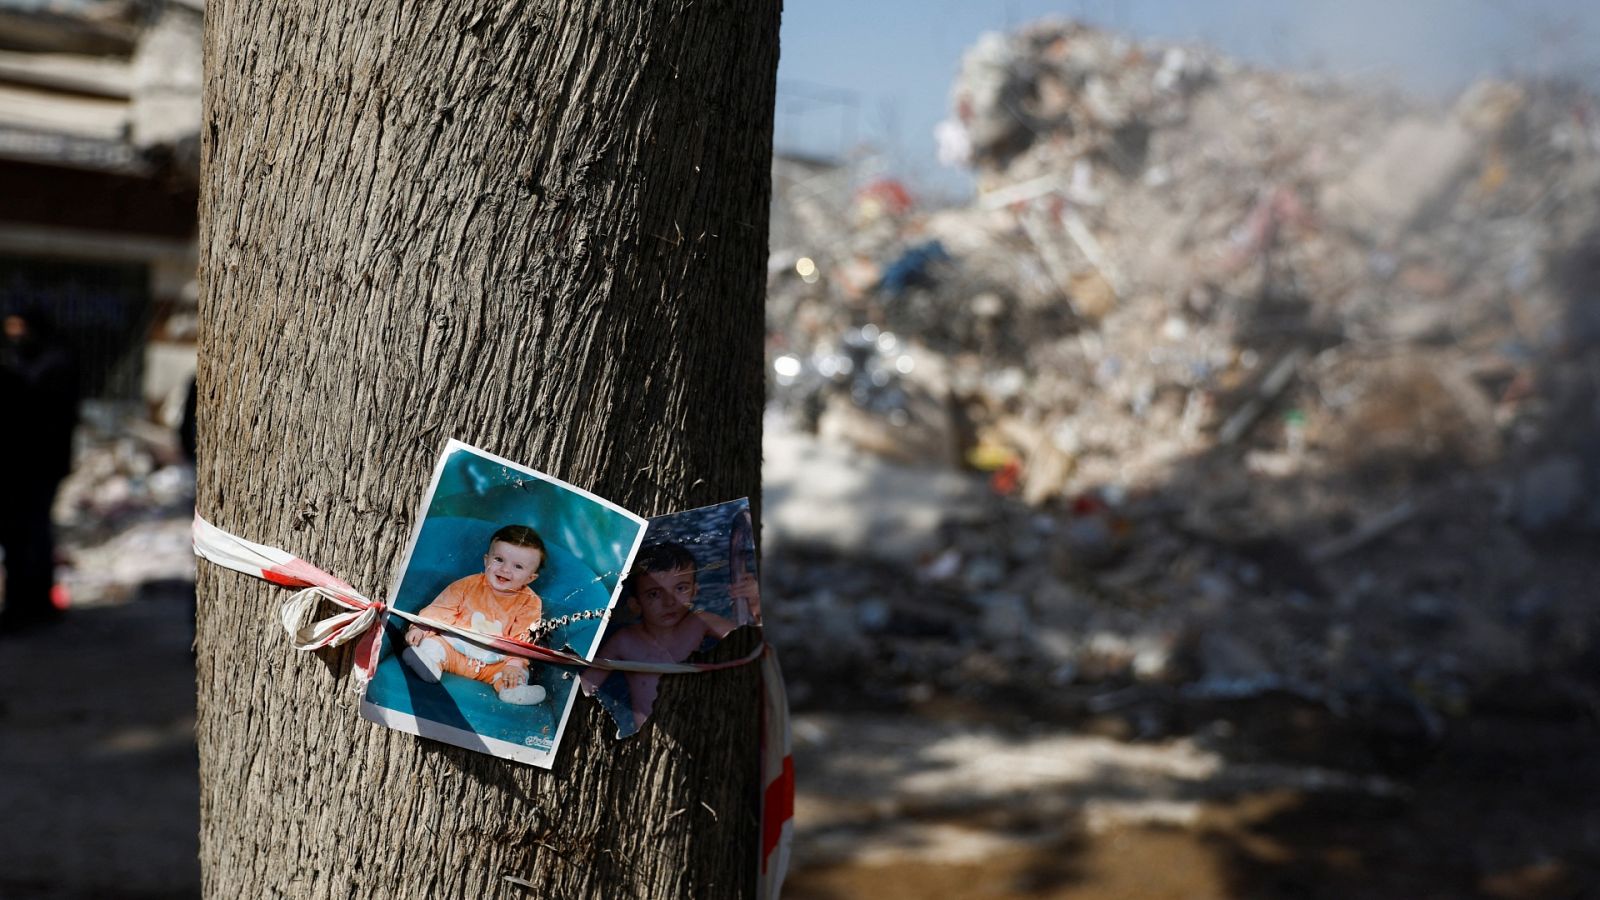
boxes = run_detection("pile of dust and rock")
[762,17,1600,762]
[51,403,196,611]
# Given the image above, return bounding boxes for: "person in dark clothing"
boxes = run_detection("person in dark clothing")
[179,375,197,463]
[0,310,79,632]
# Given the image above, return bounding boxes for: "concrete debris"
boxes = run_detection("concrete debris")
[48,403,195,609]
[1319,116,1477,241]
[1510,453,1589,532]
[764,17,1600,737]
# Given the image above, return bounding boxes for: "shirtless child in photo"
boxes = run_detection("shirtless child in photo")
[401,525,548,706]
[582,542,738,730]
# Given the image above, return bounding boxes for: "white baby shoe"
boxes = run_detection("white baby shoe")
[401,645,443,683]
[497,684,547,705]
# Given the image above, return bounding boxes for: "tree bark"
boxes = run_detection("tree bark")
[194,2,779,897]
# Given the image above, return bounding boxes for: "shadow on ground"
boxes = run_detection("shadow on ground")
[0,578,199,900]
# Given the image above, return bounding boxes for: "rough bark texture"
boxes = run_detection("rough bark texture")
[194,2,779,897]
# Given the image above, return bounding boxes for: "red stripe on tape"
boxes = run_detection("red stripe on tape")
[262,569,309,588]
[760,755,794,869]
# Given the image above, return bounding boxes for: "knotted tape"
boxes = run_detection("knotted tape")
[193,514,766,683]
[191,513,791,898]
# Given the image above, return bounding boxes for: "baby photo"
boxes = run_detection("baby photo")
[361,439,647,767]
[581,498,761,737]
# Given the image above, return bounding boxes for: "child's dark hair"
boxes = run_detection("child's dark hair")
[628,542,697,592]
[489,524,547,573]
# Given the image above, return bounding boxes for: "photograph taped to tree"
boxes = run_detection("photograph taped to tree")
[360,439,648,767]
[581,498,762,737]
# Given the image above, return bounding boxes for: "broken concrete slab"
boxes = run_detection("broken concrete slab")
[763,412,991,565]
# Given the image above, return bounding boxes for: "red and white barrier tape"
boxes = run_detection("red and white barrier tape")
[192,513,792,898]
[759,645,794,896]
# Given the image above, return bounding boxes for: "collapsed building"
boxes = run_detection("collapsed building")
[765,18,1600,746]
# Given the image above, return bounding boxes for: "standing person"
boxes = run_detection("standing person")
[179,375,198,463]
[0,309,79,632]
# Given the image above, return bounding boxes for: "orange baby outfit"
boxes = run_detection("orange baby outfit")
[414,574,543,686]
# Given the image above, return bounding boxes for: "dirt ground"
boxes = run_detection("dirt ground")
[784,704,1600,900]
[0,573,199,899]
[3,514,1597,900]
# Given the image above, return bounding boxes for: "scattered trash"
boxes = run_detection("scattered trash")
[764,17,1600,741]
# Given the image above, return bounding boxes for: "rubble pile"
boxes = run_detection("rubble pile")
[53,403,195,607]
[764,19,1600,737]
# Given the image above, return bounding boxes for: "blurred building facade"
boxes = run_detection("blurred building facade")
[0,0,198,421]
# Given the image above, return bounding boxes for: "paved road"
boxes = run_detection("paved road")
[0,578,199,899]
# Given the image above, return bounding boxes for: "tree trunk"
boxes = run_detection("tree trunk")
[194,2,779,897]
